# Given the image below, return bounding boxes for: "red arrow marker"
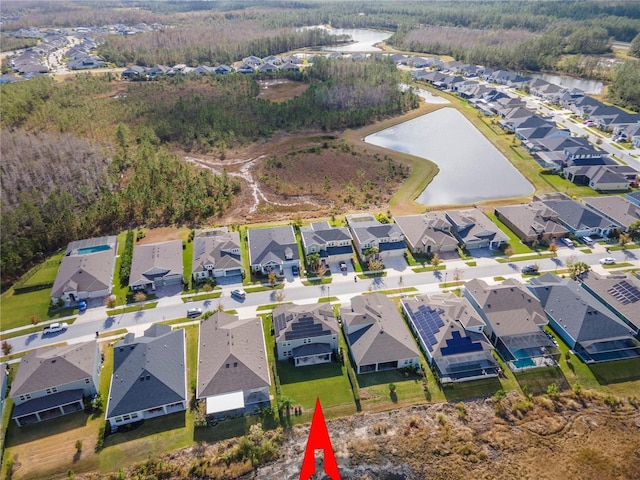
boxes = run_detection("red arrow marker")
[299,398,341,480]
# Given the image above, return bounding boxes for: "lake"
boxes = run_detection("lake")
[529,73,603,95]
[304,27,392,52]
[364,108,534,205]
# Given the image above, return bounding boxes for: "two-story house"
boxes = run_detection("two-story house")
[273,303,338,366]
[192,228,244,281]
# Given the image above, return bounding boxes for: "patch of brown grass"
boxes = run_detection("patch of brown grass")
[256,79,309,102]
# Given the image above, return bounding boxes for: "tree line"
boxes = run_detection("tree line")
[0,56,416,287]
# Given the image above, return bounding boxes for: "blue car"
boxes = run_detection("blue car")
[292,265,299,276]
[78,300,87,312]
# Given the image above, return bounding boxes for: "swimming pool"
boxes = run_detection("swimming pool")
[77,245,110,255]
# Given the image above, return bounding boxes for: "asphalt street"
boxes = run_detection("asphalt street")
[4,242,638,357]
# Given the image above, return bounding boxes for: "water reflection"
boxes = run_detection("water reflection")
[529,73,603,95]
[364,108,533,205]
[307,27,392,52]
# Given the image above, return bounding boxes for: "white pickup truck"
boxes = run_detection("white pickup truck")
[42,322,68,334]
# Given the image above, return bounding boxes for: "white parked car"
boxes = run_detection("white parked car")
[42,322,68,334]
[231,288,246,299]
[561,238,574,248]
[599,257,615,265]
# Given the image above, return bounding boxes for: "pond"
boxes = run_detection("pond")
[364,108,534,205]
[529,72,603,95]
[302,26,392,52]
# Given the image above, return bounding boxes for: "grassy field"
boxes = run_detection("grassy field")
[0,288,78,331]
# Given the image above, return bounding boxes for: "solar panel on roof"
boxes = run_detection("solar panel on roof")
[608,280,640,305]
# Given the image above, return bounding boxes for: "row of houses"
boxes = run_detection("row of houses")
[51,194,640,305]
[11,266,640,428]
[50,210,511,304]
[495,192,640,244]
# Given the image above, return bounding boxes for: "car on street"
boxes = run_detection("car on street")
[231,288,246,299]
[599,257,616,265]
[187,307,202,318]
[521,264,539,274]
[43,322,68,335]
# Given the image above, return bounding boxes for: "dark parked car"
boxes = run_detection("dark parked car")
[292,265,299,276]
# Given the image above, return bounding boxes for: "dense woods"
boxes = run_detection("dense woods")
[99,25,342,67]
[2,0,639,287]
[0,54,416,286]
[126,57,417,150]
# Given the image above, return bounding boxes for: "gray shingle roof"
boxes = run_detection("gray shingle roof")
[51,236,117,298]
[197,312,270,399]
[445,209,509,245]
[582,196,640,229]
[540,199,621,231]
[107,325,186,418]
[341,293,419,366]
[528,273,636,345]
[494,203,568,240]
[580,272,640,332]
[273,303,337,342]
[464,278,548,337]
[192,230,242,274]
[11,341,97,397]
[394,213,458,251]
[300,222,352,251]
[129,240,183,288]
[248,225,299,267]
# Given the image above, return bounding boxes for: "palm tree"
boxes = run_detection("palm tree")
[278,396,294,418]
[307,252,320,272]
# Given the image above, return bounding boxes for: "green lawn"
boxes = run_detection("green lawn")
[278,361,355,413]
[495,252,554,264]
[182,239,193,291]
[14,251,64,289]
[485,212,534,255]
[0,288,78,331]
[537,172,597,198]
[357,369,438,409]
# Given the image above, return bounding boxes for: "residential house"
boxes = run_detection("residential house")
[626,191,640,207]
[494,203,569,244]
[192,228,243,281]
[121,65,146,79]
[236,63,256,75]
[273,303,338,366]
[401,294,499,384]
[197,312,271,418]
[539,198,622,238]
[445,209,509,250]
[394,213,459,255]
[281,62,301,72]
[257,62,279,74]
[242,55,262,66]
[579,272,640,337]
[564,165,630,191]
[214,64,235,75]
[300,222,353,268]
[346,213,406,261]
[129,240,184,291]
[10,341,100,426]
[570,96,605,117]
[528,274,640,363]
[341,293,419,374]
[51,236,118,304]
[191,65,215,76]
[248,225,300,276]
[262,55,282,65]
[464,278,559,371]
[106,324,187,429]
[582,196,640,232]
[146,64,170,78]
